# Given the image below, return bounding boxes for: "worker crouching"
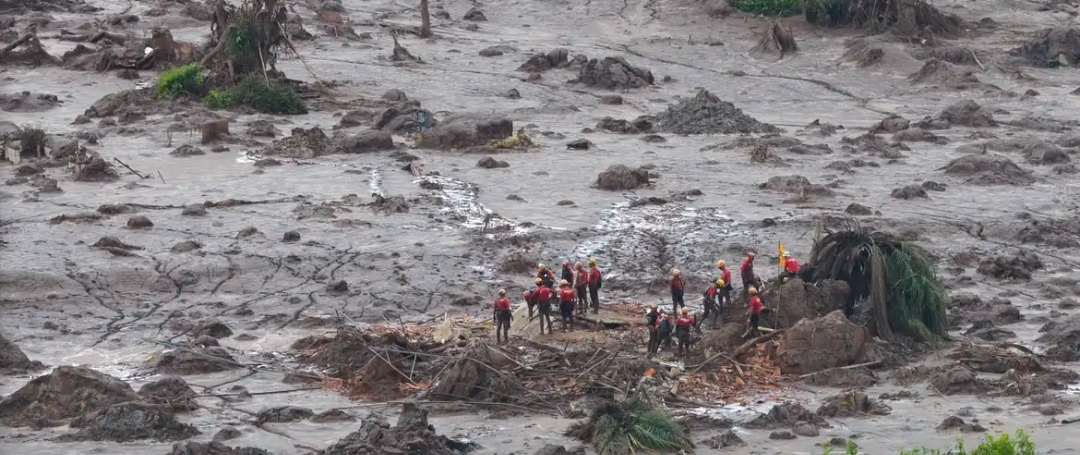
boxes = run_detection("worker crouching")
[558,279,575,332]
[493,289,513,344]
[782,251,800,281]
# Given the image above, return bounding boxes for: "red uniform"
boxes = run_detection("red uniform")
[559,288,575,302]
[589,267,602,283]
[740,259,752,276]
[576,269,590,286]
[784,258,800,274]
[720,269,732,286]
[494,298,511,312]
[536,286,552,302]
[749,295,763,315]
[706,286,717,298]
[675,316,694,328]
[670,277,684,291]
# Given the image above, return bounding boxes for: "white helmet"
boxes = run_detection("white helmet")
[783,251,792,257]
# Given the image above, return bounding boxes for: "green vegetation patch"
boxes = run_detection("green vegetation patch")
[730,0,803,17]
[205,76,307,115]
[156,63,207,99]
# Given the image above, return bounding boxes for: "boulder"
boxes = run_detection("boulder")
[1037,314,1080,361]
[759,175,834,197]
[977,251,1043,280]
[138,377,198,411]
[60,402,200,442]
[939,100,996,127]
[255,406,314,424]
[477,157,509,169]
[575,57,654,89]
[816,391,891,417]
[596,164,650,191]
[154,347,241,375]
[744,403,830,430]
[759,278,850,329]
[0,366,140,427]
[0,332,43,374]
[417,115,512,150]
[929,366,990,395]
[166,441,271,455]
[333,130,395,154]
[775,311,868,375]
[316,402,475,455]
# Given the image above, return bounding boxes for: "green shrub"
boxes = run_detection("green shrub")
[730,0,802,17]
[892,430,1035,455]
[156,63,206,99]
[204,76,307,115]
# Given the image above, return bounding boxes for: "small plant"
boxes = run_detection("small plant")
[567,388,694,455]
[156,63,207,99]
[20,126,47,156]
[730,0,802,17]
[204,76,307,115]
[894,430,1035,455]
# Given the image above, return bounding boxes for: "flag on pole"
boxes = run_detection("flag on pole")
[778,243,787,268]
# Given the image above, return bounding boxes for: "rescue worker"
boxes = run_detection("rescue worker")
[537,263,556,288]
[657,312,674,352]
[574,262,590,316]
[645,304,661,356]
[588,258,602,313]
[535,280,554,335]
[747,286,763,338]
[558,279,576,332]
[524,278,541,319]
[740,253,759,304]
[782,251,800,281]
[561,261,574,287]
[717,260,733,308]
[675,307,694,358]
[702,279,722,329]
[493,289,513,344]
[670,269,685,314]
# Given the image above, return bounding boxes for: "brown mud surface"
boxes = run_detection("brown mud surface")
[2,0,1080,453]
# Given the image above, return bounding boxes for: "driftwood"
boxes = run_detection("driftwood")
[797,360,882,379]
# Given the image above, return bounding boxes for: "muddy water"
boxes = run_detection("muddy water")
[3,0,1080,453]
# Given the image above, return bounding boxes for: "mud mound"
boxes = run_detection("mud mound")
[1037,315,1080,362]
[333,131,395,154]
[417,114,513,150]
[0,91,60,113]
[940,154,1034,185]
[167,441,271,455]
[1014,26,1080,68]
[870,114,910,134]
[759,278,850,329]
[911,47,989,66]
[317,403,476,455]
[596,164,651,191]
[84,89,157,118]
[776,311,869,375]
[60,402,199,442]
[977,251,1043,280]
[260,127,330,159]
[255,406,313,424]
[573,56,653,89]
[817,391,891,417]
[648,90,779,135]
[0,366,139,427]
[744,403,831,430]
[804,0,960,37]
[804,367,878,388]
[375,105,437,134]
[891,184,928,200]
[2,0,101,13]
[700,322,748,354]
[138,377,198,412]
[517,48,573,73]
[1023,142,1072,165]
[937,415,986,432]
[154,347,241,375]
[759,175,834,197]
[939,100,996,127]
[909,59,983,89]
[945,343,1041,374]
[0,332,43,374]
[929,366,990,395]
[74,153,121,182]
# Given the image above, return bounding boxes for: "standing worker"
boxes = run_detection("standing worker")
[782,251,800,281]
[645,304,661,357]
[561,261,574,287]
[746,286,763,338]
[657,312,674,352]
[558,279,576,332]
[574,262,590,316]
[670,269,685,314]
[675,307,694,358]
[717,260,733,309]
[588,258,602,314]
[702,279,722,329]
[538,264,555,288]
[524,278,541,319]
[740,253,758,303]
[535,280,554,335]
[493,289,513,344]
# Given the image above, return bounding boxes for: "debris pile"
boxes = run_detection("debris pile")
[573,56,654,89]
[940,154,1035,186]
[1014,26,1080,68]
[816,390,891,417]
[647,90,779,135]
[0,366,140,427]
[59,402,200,442]
[261,127,331,159]
[316,403,476,455]
[139,377,199,412]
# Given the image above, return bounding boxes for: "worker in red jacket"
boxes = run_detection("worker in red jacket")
[782,251,800,281]
[670,269,685,314]
[558,279,576,332]
[574,262,590,315]
[740,253,759,304]
[588,258,602,313]
[717,260,733,308]
[747,286,763,338]
[524,278,541,319]
[675,307,695,358]
[537,263,555,288]
[645,304,661,357]
[702,279,722,329]
[493,289,513,344]
[535,281,554,335]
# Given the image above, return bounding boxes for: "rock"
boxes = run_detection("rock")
[1024,141,1072,165]
[596,164,651,191]
[769,431,797,440]
[201,120,229,144]
[283,230,301,242]
[1015,26,1080,68]
[504,88,521,99]
[246,120,277,137]
[327,280,349,294]
[940,154,1034,186]
[792,422,820,437]
[333,130,395,154]
[256,406,314,424]
[596,117,640,134]
[745,403,830,430]
[640,134,666,143]
[845,203,873,215]
[599,95,624,105]
[193,319,233,339]
[647,90,779,135]
[154,347,240,375]
[126,215,153,229]
[311,409,356,423]
[262,127,330,159]
[566,138,593,150]
[59,402,199,442]
[0,366,140,427]
[698,430,744,449]
[937,415,986,432]
[463,8,486,21]
[817,391,891,417]
[0,333,43,374]
[575,56,654,89]
[166,441,271,455]
[556,200,575,206]
[170,145,205,157]
[939,100,996,127]
[212,427,242,442]
[929,366,990,395]
[479,45,516,57]
[1037,314,1080,361]
[775,311,868,375]
[317,403,475,455]
[14,163,43,176]
[891,184,929,200]
[417,114,512,150]
[236,227,263,239]
[192,335,219,348]
[872,114,910,133]
[804,367,878,388]
[760,175,834,197]
[91,236,143,251]
[977,251,1043,280]
[172,240,202,253]
[922,181,947,191]
[477,157,510,169]
[138,377,198,412]
[182,204,207,217]
[892,128,948,144]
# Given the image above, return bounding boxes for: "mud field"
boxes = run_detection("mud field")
[2,0,1080,453]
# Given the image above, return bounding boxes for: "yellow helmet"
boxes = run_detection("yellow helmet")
[534,277,542,285]
[538,263,545,270]
[560,279,569,287]
[673,269,681,276]
[716,279,726,287]
[717,260,725,268]
[498,289,506,296]
[749,287,758,294]
[589,258,597,265]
